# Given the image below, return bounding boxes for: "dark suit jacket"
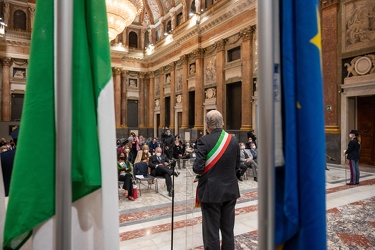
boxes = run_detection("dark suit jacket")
[1,149,16,196]
[149,154,170,175]
[193,128,240,203]
[346,138,360,161]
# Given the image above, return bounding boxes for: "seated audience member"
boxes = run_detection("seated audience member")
[249,142,258,164]
[181,140,194,168]
[122,145,132,161]
[134,144,151,176]
[148,138,158,155]
[247,129,257,147]
[149,147,178,197]
[173,139,184,169]
[118,151,135,201]
[238,142,258,182]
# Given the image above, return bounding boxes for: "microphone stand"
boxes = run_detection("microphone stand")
[170,159,176,250]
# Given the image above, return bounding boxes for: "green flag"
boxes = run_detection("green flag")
[3,0,118,249]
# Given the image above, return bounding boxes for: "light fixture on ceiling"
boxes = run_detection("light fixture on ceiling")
[106,0,143,41]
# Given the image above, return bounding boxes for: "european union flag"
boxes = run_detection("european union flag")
[275,0,327,249]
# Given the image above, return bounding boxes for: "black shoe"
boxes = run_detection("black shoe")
[346,183,355,185]
[238,176,243,181]
[168,191,173,197]
[172,171,179,177]
[254,177,258,182]
[325,167,329,170]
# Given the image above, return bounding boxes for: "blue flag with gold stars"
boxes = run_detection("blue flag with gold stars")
[275,0,327,248]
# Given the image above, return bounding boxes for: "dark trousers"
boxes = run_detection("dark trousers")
[155,166,172,192]
[200,199,237,250]
[119,173,133,196]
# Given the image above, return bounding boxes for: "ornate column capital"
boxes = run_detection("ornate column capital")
[121,70,128,77]
[139,72,146,79]
[113,67,122,75]
[1,58,12,66]
[169,62,176,70]
[214,39,227,51]
[240,27,254,41]
[180,54,189,64]
[191,48,205,60]
[148,71,155,78]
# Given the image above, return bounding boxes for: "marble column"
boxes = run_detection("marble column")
[4,3,10,26]
[113,67,122,128]
[159,69,165,128]
[193,48,204,130]
[121,70,128,127]
[169,63,176,129]
[1,58,11,121]
[214,39,226,114]
[181,55,189,129]
[239,27,254,131]
[148,72,155,128]
[138,73,146,128]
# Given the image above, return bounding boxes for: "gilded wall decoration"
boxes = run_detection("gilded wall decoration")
[342,0,375,53]
[176,94,182,103]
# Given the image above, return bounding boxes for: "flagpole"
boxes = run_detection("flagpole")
[54,0,73,249]
[257,0,277,249]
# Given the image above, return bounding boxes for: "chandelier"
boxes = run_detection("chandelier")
[106,0,143,41]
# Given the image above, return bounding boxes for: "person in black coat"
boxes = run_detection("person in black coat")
[193,110,240,250]
[247,129,257,147]
[149,147,177,197]
[345,129,361,185]
[162,129,174,160]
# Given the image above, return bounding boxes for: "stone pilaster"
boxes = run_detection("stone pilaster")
[159,69,165,128]
[113,67,122,128]
[1,58,11,121]
[29,7,36,31]
[322,1,340,133]
[214,39,226,114]
[138,73,146,128]
[169,62,176,129]
[121,70,128,127]
[181,55,189,129]
[193,48,204,130]
[148,72,155,128]
[239,26,254,131]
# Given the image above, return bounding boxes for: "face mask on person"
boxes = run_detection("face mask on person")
[156,153,161,157]
[143,150,149,153]
[252,146,256,149]
[349,134,352,138]
[240,146,245,150]
[124,149,130,153]
[186,143,190,147]
[119,157,125,160]
[167,133,171,136]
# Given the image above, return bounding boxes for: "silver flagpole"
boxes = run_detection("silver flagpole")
[54,0,73,249]
[257,0,278,249]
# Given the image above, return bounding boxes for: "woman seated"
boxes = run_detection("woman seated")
[134,145,151,176]
[118,151,135,201]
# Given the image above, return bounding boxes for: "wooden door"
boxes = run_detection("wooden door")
[357,96,375,166]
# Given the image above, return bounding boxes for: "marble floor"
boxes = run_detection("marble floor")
[118,163,375,249]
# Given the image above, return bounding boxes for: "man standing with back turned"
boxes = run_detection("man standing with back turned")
[193,110,240,249]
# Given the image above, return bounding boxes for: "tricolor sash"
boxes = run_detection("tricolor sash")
[195,130,232,207]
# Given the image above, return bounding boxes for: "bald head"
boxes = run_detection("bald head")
[205,110,224,132]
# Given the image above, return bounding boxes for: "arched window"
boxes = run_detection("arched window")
[129,31,138,48]
[13,10,27,30]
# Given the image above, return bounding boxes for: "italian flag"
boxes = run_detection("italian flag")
[3,0,119,249]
